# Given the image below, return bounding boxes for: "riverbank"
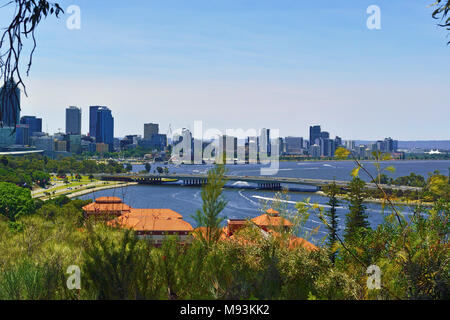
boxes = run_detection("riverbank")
[35,182,138,201]
[66,182,139,199]
[315,191,434,207]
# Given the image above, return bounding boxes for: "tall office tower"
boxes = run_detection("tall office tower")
[144,123,159,140]
[384,137,397,153]
[321,131,330,139]
[278,137,285,155]
[66,106,82,135]
[309,144,321,158]
[309,125,321,146]
[16,116,43,145]
[0,79,20,127]
[219,135,238,162]
[260,128,271,157]
[344,140,356,151]
[335,136,343,148]
[322,139,336,157]
[89,106,102,138]
[95,107,114,151]
[393,140,398,153]
[285,137,304,154]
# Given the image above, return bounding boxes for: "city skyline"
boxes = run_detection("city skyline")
[1,1,449,140]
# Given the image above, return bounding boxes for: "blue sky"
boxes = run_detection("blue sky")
[1,0,449,139]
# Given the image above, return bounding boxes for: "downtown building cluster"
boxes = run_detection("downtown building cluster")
[0,81,399,160]
[168,126,400,164]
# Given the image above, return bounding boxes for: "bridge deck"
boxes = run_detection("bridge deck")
[98,173,422,192]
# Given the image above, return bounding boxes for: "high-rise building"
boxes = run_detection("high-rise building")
[95,107,114,151]
[284,137,304,154]
[321,131,330,139]
[309,125,321,146]
[322,138,335,157]
[218,135,238,162]
[0,79,20,127]
[16,116,42,145]
[344,140,356,151]
[144,123,159,140]
[31,134,54,152]
[66,106,82,135]
[246,136,260,164]
[89,106,102,138]
[65,134,82,154]
[384,137,398,153]
[309,144,321,158]
[260,128,271,157]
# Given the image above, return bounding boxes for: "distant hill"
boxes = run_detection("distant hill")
[355,141,450,150]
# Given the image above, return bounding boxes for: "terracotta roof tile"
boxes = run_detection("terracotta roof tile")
[251,214,294,228]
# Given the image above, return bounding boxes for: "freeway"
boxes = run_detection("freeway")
[98,173,423,192]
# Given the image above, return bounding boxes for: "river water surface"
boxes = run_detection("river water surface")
[78,160,450,244]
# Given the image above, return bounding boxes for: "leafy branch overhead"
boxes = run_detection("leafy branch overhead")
[431,0,450,43]
[0,0,63,125]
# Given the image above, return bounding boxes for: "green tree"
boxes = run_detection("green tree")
[344,177,369,244]
[0,182,35,221]
[324,181,340,264]
[192,165,228,246]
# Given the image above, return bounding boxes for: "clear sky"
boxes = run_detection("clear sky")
[1,0,449,140]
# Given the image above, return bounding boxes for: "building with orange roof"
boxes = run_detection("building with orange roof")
[82,197,132,219]
[83,197,194,246]
[192,209,317,251]
[251,209,294,232]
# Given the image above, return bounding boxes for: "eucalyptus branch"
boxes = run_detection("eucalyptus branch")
[0,0,63,126]
[313,207,402,300]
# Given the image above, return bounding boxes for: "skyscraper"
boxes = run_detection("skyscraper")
[309,125,321,146]
[260,128,271,157]
[144,123,159,140]
[16,116,42,145]
[0,79,20,127]
[66,106,82,135]
[89,106,101,138]
[95,107,114,151]
[285,137,304,154]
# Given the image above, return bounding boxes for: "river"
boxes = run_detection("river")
[77,160,450,244]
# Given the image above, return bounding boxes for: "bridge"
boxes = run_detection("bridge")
[98,173,423,192]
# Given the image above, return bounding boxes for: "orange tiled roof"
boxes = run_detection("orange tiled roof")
[95,197,123,204]
[266,208,280,216]
[127,208,183,219]
[83,197,131,213]
[289,237,318,251]
[82,200,132,213]
[267,229,318,251]
[251,214,294,228]
[110,213,193,232]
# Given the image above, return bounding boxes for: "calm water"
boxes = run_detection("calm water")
[79,160,449,244]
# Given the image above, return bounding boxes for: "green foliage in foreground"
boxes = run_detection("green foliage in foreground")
[0,182,35,221]
[0,193,447,300]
